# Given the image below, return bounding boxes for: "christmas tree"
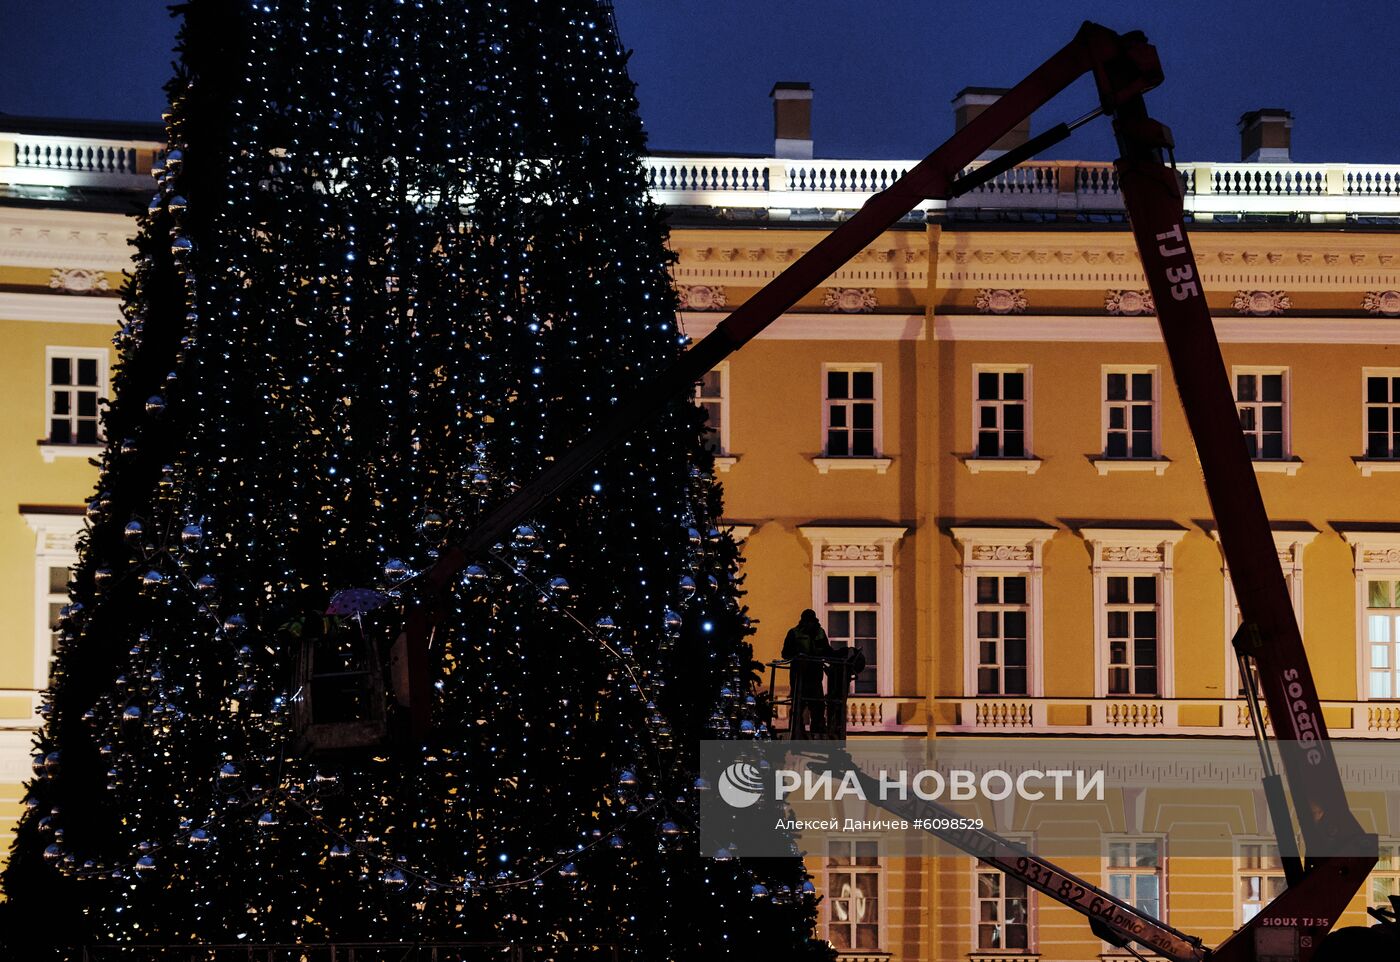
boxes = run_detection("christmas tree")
[3,1,831,957]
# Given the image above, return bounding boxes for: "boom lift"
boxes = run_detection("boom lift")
[397,22,1398,960]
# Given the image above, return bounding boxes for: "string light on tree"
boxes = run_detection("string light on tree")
[1,1,830,959]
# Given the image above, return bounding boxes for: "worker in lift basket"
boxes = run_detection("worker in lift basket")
[783,609,831,737]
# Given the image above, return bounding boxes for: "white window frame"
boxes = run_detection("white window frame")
[798,525,907,697]
[1236,839,1287,926]
[1232,366,1297,472]
[824,837,886,953]
[1102,835,1167,935]
[694,361,736,471]
[971,834,1036,954]
[42,346,108,460]
[21,510,85,723]
[815,363,890,474]
[1084,528,1186,699]
[971,364,1032,459]
[1100,365,1161,460]
[1360,368,1400,471]
[1340,530,1400,701]
[1371,839,1400,920]
[951,527,1055,698]
[1212,528,1314,697]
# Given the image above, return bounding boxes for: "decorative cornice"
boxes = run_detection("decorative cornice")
[1363,291,1400,316]
[933,313,1400,344]
[797,524,908,568]
[1105,289,1155,316]
[49,268,110,294]
[1080,527,1189,570]
[949,525,1056,568]
[0,208,137,271]
[681,311,924,341]
[22,508,86,556]
[823,287,877,313]
[0,291,122,326]
[1233,290,1292,316]
[974,288,1027,315]
[675,284,726,311]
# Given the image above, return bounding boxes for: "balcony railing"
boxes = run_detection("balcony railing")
[944,696,1400,738]
[2,131,163,191]
[75,943,618,961]
[8,122,1400,219]
[645,155,1400,219]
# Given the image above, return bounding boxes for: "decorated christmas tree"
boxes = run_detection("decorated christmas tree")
[3,1,830,957]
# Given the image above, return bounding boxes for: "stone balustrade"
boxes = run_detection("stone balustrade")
[2,131,162,191]
[645,154,1400,220]
[9,123,1400,220]
[946,696,1400,737]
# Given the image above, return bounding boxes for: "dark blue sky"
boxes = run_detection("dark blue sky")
[1,1,1396,163]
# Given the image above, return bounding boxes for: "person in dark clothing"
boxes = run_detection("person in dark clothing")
[783,609,831,737]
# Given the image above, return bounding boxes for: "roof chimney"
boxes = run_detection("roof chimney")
[1238,109,1292,162]
[770,82,812,159]
[952,87,1029,159]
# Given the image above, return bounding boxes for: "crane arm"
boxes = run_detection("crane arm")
[394,20,1380,961]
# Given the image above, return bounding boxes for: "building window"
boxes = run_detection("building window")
[1234,368,1289,460]
[976,860,1032,951]
[1106,574,1159,696]
[975,574,1029,696]
[799,526,907,698]
[1238,841,1286,923]
[1364,371,1400,459]
[1103,368,1157,459]
[1107,838,1163,920]
[1372,841,1400,920]
[952,527,1053,700]
[1217,531,1313,697]
[1365,578,1400,699]
[826,573,878,695]
[824,366,878,458]
[23,511,85,718]
[1085,528,1184,699]
[46,347,107,445]
[826,839,882,952]
[974,367,1029,458]
[695,365,729,456]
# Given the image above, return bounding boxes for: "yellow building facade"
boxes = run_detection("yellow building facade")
[6,112,1400,958]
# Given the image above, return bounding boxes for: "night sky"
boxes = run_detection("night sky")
[1,0,1396,164]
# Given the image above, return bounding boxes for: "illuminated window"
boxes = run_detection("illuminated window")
[1372,841,1400,921]
[23,510,84,720]
[1238,841,1286,923]
[1216,530,1312,697]
[826,839,882,951]
[1107,838,1163,919]
[1365,579,1400,699]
